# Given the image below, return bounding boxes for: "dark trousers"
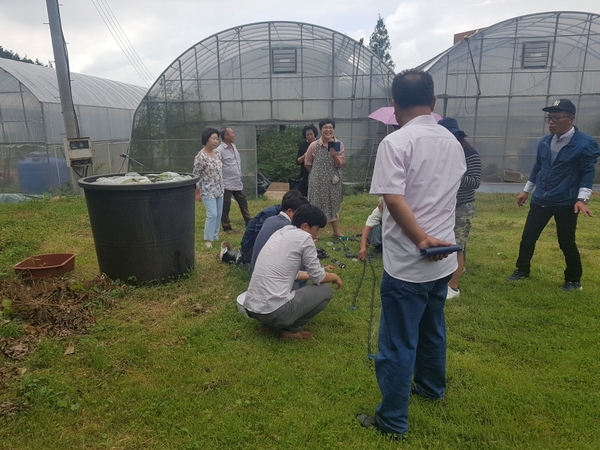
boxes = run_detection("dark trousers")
[516,203,581,282]
[221,189,252,230]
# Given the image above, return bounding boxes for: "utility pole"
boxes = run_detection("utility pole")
[46,0,92,193]
[46,0,78,139]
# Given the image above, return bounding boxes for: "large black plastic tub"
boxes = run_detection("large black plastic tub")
[78,173,199,284]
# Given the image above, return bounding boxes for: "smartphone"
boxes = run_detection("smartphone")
[419,244,463,257]
[328,141,341,152]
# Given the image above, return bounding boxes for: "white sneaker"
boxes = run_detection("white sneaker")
[446,287,460,299]
[204,241,213,248]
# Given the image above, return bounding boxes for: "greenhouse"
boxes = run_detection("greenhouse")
[129,21,395,195]
[419,11,600,182]
[0,58,146,193]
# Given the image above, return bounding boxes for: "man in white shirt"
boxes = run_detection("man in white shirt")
[242,204,342,339]
[357,69,465,439]
[218,127,252,232]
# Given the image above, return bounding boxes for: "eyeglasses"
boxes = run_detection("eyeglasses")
[545,115,572,123]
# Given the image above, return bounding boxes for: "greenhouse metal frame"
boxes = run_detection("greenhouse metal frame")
[419,11,600,182]
[130,21,396,195]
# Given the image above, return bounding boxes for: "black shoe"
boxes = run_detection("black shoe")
[507,270,529,281]
[357,414,379,429]
[560,281,582,292]
[223,226,233,232]
[316,248,329,259]
[356,414,405,440]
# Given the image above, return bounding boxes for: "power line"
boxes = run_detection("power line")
[91,0,154,85]
[90,0,154,86]
[96,0,154,82]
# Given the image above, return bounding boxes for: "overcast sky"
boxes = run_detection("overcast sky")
[1,0,598,88]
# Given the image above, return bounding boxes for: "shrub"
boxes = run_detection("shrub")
[257,127,303,182]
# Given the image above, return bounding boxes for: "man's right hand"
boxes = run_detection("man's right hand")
[517,191,529,206]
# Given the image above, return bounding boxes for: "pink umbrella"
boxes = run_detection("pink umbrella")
[368,106,443,126]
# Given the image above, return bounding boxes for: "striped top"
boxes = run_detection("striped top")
[456,145,482,206]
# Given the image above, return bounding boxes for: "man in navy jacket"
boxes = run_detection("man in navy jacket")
[235,189,306,265]
[508,99,600,291]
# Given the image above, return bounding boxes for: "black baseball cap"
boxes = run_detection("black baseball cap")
[542,98,576,115]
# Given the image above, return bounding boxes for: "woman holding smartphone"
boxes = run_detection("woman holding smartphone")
[304,119,345,237]
[193,127,224,248]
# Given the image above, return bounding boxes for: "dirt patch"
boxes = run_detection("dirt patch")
[1,274,120,336]
[0,274,125,362]
[0,335,40,361]
[0,399,28,420]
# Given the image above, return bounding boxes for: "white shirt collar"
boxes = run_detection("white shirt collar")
[554,126,575,141]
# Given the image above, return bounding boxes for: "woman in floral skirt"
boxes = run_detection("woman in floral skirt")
[304,119,345,237]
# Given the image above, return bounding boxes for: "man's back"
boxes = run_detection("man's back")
[240,205,281,263]
[371,114,465,282]
[250,213,291,272]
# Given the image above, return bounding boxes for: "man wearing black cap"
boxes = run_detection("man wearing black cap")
[507,99,600,291]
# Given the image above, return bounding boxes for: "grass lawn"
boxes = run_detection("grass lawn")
[1,192,599,449]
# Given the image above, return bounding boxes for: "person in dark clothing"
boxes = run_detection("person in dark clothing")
[220,190,307,265]
[239,205,281,264]
[249,192,310,273]
[296,125,318,196]
[437,117,482,299]
[507,98,600,291]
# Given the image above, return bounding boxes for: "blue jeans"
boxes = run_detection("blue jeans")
[202,196,223,241]
[374,271,451,436]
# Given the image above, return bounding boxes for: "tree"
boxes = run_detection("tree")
[368,15,395,70]
[0,45,50,66]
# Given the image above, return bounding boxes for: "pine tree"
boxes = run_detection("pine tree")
[368,15,395,70]
[0,45,49,66]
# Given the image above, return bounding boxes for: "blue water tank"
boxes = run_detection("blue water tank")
[17,152,71,193]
